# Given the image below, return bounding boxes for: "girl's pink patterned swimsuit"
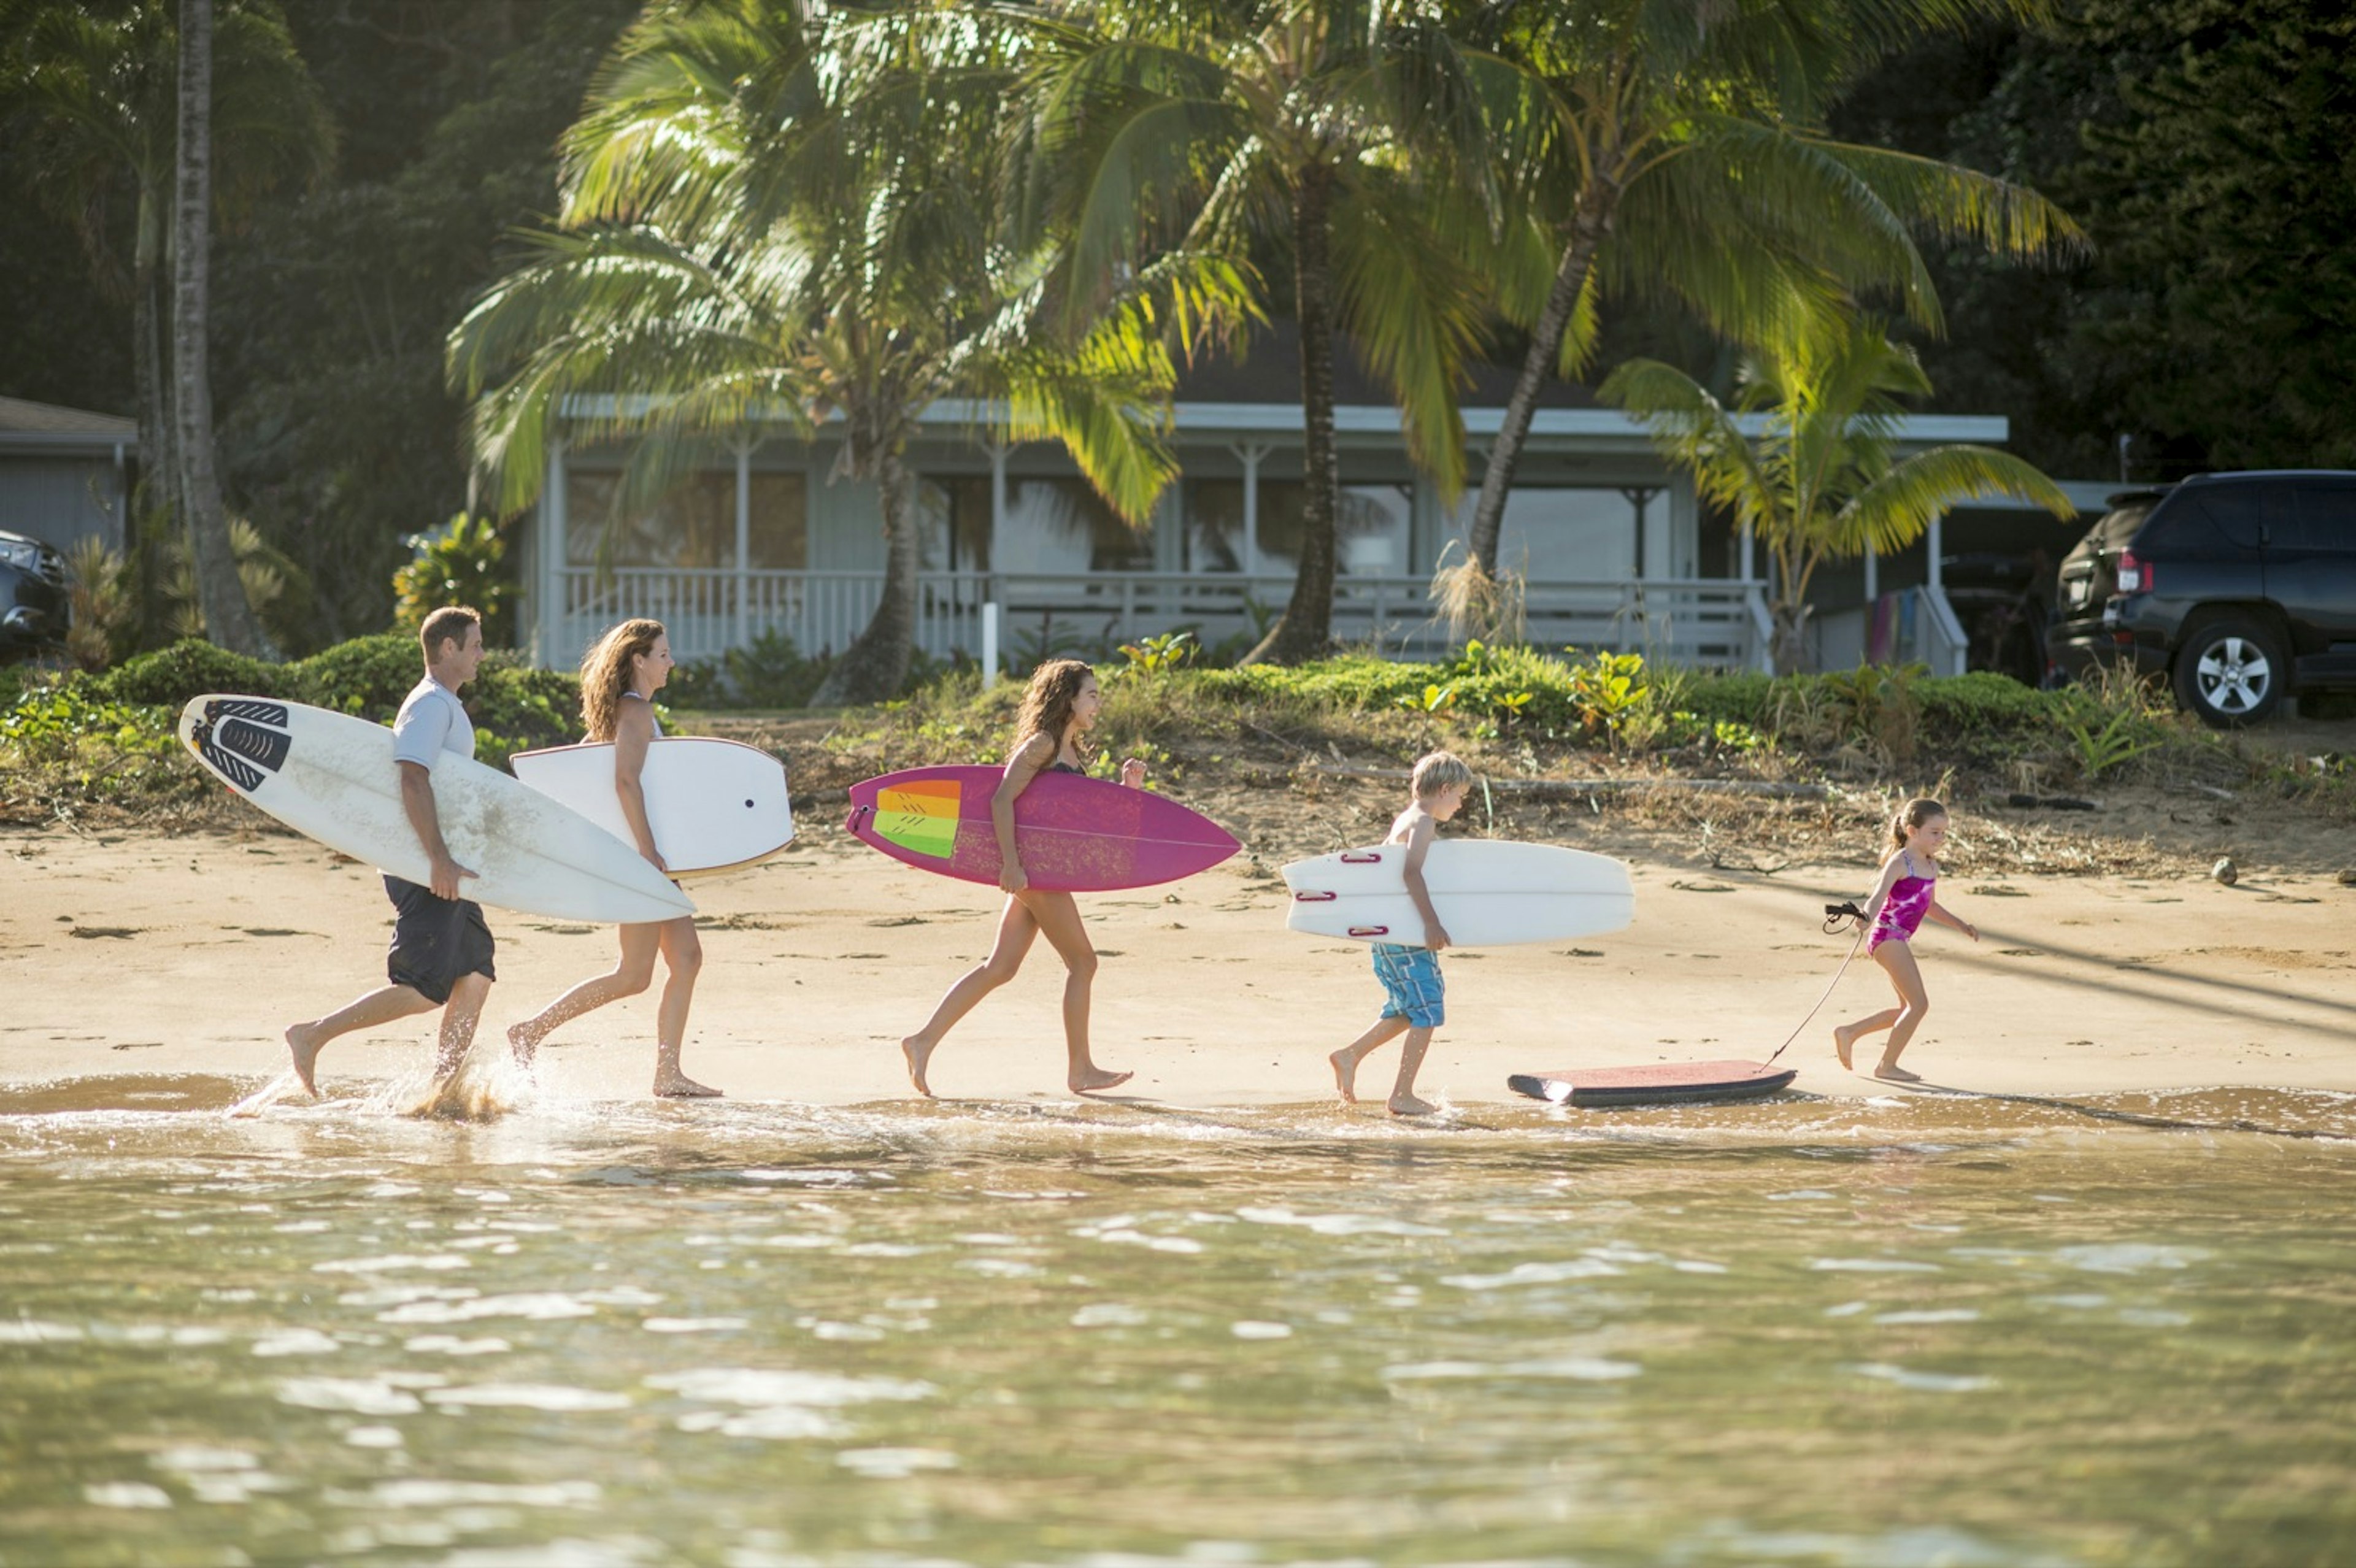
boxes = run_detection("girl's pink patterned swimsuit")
[1869,858,1935,951]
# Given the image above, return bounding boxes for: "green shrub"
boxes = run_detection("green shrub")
[669,628,833,709]
[288,633,427,718]
[461,652,580,758]
[90,639,287,707]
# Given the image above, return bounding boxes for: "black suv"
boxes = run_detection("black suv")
[0,528,70,659]
[2049,471,2356,726]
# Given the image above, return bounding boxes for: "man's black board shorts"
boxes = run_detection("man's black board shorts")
[383,875,496,1004]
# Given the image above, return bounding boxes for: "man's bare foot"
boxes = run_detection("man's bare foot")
[1874,1061,1922,1083]
[902,1035,936,1097]
[507,1021,541,1070]
[1388,1091,1438,1116]
[655,1071,722,1099]
[1330,1047,1368,1104]
[1069,1065,1134,1096]
[1833,1024,1857,1071]
[283,1023,325,1097]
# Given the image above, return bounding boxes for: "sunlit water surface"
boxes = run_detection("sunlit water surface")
[4,1077,2354,1567]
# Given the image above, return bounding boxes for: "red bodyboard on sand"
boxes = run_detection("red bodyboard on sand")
[844,765,1239,893]
[1507,1059,1797,1108]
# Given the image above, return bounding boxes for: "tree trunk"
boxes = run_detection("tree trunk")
[1242,164,1340,666]
[172,0,276,659]
[810,420,918,706]
[132,186,179,541]
[1463,172,1621,580]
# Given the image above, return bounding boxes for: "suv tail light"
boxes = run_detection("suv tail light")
[2115,548,2153,594]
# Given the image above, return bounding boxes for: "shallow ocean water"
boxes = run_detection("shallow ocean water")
[2,1077,2353,1567]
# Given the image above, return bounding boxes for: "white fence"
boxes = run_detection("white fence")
[539,567,1774,675]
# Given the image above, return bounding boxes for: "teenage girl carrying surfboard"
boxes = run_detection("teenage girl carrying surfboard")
[901,659,1144,1098]
[506,618,718,1097]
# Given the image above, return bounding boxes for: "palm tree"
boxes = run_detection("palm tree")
[1,0,331,645]
[173,0,272,656]
[451,0,1242,703]
[1456,0,2084,586]
[1014,0,1525,663]
[1601,318,2077,674]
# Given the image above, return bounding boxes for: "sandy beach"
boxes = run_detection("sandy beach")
[5,817,2352,1109]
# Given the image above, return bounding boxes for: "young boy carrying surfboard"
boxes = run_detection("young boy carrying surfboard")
[282,607,497,1095]
[1328,751,1472,1116]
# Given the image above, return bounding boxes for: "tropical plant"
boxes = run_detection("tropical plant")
[1015,0,1521,663]
[62,537,136,672]
[450,0,1248,705]
[1453,0,2084,585]
[392,514,514,645]
[159,515,307,648]
[1603,318,2079,673]
[0,0,331,649]
[1564,648,1648,736]
[1118,629,1199,677]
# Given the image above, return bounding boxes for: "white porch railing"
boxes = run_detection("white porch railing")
[539,567,1772,675]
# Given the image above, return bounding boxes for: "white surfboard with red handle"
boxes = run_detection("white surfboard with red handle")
[1280,840,1633,948]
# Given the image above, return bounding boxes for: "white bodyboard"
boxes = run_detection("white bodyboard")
[509,737,794,878]
[1282,839,1634,948]
[179,695,695,926]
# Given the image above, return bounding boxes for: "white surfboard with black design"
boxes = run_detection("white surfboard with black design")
[177,694,694,925]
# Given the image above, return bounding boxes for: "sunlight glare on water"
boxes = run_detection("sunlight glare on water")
[2,1080,2354,1567]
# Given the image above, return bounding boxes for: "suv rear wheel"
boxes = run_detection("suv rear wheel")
[2173,614,2287,727]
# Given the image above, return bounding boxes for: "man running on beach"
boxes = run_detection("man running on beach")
[283,606,496,1095]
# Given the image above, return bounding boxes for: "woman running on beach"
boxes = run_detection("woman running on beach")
[901,658,1142,1098]
[507,618,716,1097]
[1834,797,1979,1082]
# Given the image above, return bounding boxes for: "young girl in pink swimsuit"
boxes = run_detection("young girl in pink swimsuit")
[1834,798,1979,1082]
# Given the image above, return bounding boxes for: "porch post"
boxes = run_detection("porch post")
[544,437,567,669]
[1739,520,1754,582]
[1231,442,1268,574]
[1863,538,1878,602]
[733,435,754,651]
[1927,513,1944,593]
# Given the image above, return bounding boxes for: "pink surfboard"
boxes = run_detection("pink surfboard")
[843,765,1239,892]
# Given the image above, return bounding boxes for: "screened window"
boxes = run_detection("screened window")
[565,470,806,569]
[917,475,993,571]
[1184,478,1406,575]
[1455,487,1638,580]
[993,476,1153,573]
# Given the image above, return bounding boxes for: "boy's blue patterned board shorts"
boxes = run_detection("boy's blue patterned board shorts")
[1371,942,1445,1028]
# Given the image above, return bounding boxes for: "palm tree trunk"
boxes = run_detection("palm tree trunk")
[172,0,275,659]
[132,186,179,542]
[811,417,918,706]
[1244,164,1339,666]
[1463,174,1620,580]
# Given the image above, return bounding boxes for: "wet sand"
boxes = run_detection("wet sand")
[4,824,2353,1107]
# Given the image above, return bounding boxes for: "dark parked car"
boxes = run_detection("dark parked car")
[2049,472,2356,726]
[0,528,70,659]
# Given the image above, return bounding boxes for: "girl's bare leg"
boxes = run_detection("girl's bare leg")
[1833,995,1904,1072]
[649,917,715,1097]
[901,897,1039,1096]
[1331,1017,1409,1103]
[1388,1025,1436,1116]
[1018,888,1131,1094]
[507,924,662,1067]
[1871,941,1931,1080]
